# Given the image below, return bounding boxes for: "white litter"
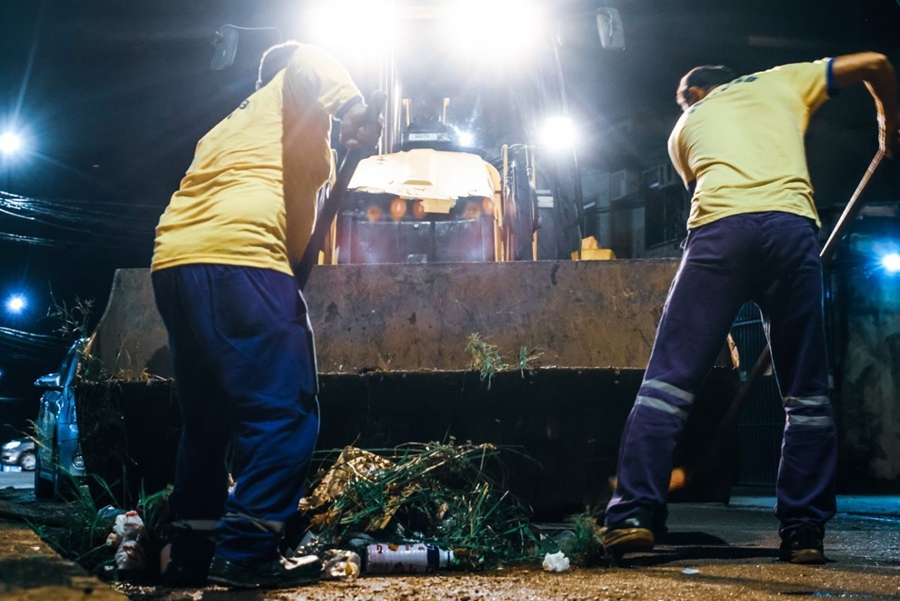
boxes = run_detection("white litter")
[107,510,147,570]
[322,550,362,581]
[682,567,700,575]
[542,551,571,572]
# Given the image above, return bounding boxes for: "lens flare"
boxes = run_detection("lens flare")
[881,252,900,274]
[5,294,27,315]
[0,132,23,155]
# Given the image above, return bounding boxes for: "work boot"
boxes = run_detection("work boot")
[779,526,826,564]
[207,554,322,589]
[162,522,216,587]
[599,515,655,557]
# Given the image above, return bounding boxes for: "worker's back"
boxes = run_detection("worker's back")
[668,60,831,230]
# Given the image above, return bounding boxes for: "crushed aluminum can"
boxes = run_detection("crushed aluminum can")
[322,549,361,581]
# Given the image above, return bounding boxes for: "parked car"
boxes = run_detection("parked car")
[34,337,89,498]
[1,437,37,471]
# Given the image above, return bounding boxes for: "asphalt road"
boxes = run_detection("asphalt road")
[111,502,900,601]
[2,488,899,601]
[0,470,32,490]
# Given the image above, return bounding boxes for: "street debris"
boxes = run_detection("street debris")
[30,442,607,585]
[542,551,571,572]
[107,511,147,571]
[682,567,701,575]
[365,542,455,574]
[299,441,538,570]
[321,549,361,580]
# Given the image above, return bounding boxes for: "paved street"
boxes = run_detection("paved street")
[1,486,898,601]
[0,470,33,490]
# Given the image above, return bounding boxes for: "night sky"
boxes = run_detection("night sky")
[1,0,898,436]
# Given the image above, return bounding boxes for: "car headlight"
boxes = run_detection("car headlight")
[2,441,21,450]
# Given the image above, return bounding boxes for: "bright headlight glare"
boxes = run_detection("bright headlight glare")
[880,252,900,274]
[456,130,475,147]
[541,117,576,151]
[441,0,542,59]
[302,0,399,56]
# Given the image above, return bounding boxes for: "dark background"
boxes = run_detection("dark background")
[1,0,898,441]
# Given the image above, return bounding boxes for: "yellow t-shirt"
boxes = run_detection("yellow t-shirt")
[668,59,832,230]
[151,45,362,275]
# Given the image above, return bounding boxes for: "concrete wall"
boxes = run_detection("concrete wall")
[838,227,900,487]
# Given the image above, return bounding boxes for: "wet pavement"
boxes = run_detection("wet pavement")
[2,487,899,601]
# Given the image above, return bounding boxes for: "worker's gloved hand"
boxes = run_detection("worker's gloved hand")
[340,102,383,151]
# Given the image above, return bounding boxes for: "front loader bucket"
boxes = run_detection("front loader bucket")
[80,261,738,514]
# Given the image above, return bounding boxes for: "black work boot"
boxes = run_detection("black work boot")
[599,513,656,557]
[162,522,216,587]
[779,525,826,564]
[207,554,322,589]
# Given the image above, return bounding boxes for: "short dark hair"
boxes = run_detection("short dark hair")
[257,41,302,90]
[676,65,736,111]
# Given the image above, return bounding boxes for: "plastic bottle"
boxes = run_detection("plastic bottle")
[550,529,579,555]
[364,543,455,574]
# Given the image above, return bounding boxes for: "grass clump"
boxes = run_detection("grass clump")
[29,475,172,580]
[466,334,506,390]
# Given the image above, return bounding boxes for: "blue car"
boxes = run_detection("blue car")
[34,338,89,499]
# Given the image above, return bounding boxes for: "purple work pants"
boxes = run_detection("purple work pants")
[605,211,837,539]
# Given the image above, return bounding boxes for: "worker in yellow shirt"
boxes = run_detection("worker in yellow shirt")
[601,53,898,564]
[151,42,381,589]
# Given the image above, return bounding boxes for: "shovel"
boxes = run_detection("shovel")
[293,90,387,290]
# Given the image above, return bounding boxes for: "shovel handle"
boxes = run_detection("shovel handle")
[293,91,387,290]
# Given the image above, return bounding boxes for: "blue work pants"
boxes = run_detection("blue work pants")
[152,264,319,562]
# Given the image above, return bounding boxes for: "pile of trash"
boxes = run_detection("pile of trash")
[81,441,601,582]
[296,441,539,573]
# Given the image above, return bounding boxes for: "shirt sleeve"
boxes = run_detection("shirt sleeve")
[283,44,363,117]
[667,121,695,189]
[280,45,362,269]
[769,59,832,113]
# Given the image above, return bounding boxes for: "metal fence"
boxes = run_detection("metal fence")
[730,303,784,487]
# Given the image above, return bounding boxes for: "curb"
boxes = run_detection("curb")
[0,517,125,600]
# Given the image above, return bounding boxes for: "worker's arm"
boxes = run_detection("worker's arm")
[282,45,365,270]
[285,45,383,150]
[285,45,362,118]
[832,52,900,158]
[667,124,695,191]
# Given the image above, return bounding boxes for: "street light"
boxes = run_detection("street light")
[301,0,400,58]
[4,294,28,316]
[0,132,23,156]
[880,252,900,274]
[441,0,543,60]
